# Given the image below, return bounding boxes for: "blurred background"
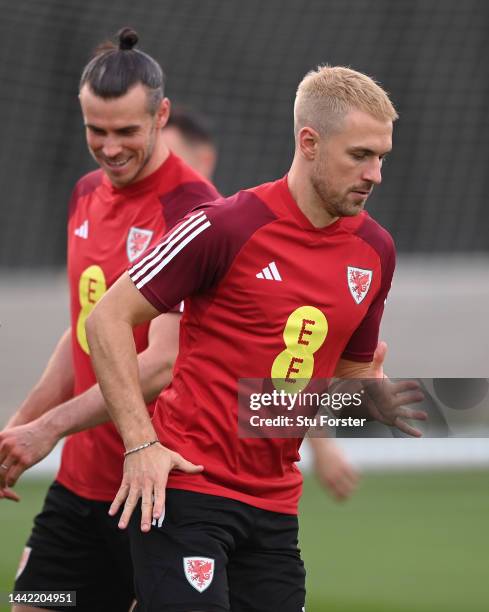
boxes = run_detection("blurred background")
[1,1,488,610]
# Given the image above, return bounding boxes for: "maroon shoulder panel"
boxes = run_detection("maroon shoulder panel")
[75,169,104,198]
[354,212,396,273]
[68,170,104,220]
[130,190,277,313]
[160,181,222,232]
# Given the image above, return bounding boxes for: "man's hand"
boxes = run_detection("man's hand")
[335,342,427,437]
[364,378,426,436]
[311,440,358,501]
[0,421,58,491]
[109,443,204,532]
[364,341,427,437]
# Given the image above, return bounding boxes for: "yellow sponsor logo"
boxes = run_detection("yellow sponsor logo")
[271,306,328,392]
[76,265,107,354]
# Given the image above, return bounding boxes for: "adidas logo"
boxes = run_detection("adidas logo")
[256,261,282,281]
[74,220,89,239]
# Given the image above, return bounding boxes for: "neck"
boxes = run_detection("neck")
[135,135,170,184]
[287,155,338,228]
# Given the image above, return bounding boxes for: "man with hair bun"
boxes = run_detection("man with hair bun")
[0,28,219,612]
[86,65,426,610]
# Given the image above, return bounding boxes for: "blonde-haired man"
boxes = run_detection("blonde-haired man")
[163,105,359,502]
[85,66,424,611]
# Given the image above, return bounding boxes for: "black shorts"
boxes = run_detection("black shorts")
[14,480,134,611]
[129,489,305,612]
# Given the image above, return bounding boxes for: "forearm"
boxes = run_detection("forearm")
[309,436,332,468]
[39,348,173,439]
[86,311,156,448]
[309,436,347,467]
[308,435,331,455]
[5,329,74,428]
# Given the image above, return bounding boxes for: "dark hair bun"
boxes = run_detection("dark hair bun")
[118,27,138,51]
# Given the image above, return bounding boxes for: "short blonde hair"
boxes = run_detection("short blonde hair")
[294,65,398,139]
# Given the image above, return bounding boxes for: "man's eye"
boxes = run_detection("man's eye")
[119,129,138,136]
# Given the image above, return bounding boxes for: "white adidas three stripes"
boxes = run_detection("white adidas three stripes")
[129,211,211,289]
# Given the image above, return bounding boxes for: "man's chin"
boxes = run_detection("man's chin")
[107,176,130,188]
[105,168,137,188]
[339,202,365,217]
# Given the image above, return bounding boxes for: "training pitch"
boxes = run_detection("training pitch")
[1,471,488,612]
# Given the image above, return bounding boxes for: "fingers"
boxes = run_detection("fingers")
[110,446,203,531]
[140,482,154,532]
[5,461,24,488]
[392,406,428,437]
[146,449,202,528]
[140,474,169,532]
[152,484,166,527]
[391,390,425,408]
[109,482,129,517]
[119,490,140,530]
[1,447,49,488]
[0,435,29,487]
[0,469,7,490]
[172,454,204,474]
[390,379,421,393]
[396,407,428,422]
[0,487,20,502]
[393,417,423,438]
[365,377,427,435]
[0,438,10,484]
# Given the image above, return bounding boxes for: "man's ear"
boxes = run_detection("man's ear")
[298,126,320,161]
[156,97,171,129]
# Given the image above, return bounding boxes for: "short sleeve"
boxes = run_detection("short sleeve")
[127,206,230,313]
[341,233,396,362]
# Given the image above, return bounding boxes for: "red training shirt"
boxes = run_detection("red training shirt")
[128,176,395,514]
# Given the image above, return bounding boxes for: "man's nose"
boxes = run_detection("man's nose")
[362,158,383,185]
[102,138,123,158]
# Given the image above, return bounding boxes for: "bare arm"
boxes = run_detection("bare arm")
[4,328,74,428]
[44,311,180,436]
[308,437,358,501]
[0,313,181,492]
[86,273,162,447]
[86,273,202,532]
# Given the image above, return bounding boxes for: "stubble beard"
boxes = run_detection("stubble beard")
[129,122,158,185]
[310,167,363,219]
